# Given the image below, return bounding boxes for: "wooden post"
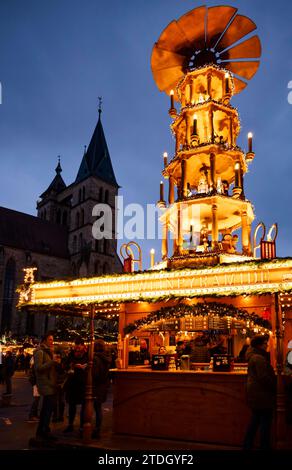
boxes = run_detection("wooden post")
[210,153,216,191]
[181,159,187,198]
[211,204,218,249]
[162,220,168,260]
[83,304,95,441]
[241,210,250,255]
[177,204,183,255]
[274,293,286,449]
[169,176,175,205]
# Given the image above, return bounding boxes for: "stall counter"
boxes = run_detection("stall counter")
[112,368,249,447]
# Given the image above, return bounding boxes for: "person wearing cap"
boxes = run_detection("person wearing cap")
[243,335,276,450]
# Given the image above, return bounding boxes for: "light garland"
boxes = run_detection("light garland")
[123,302,272,335]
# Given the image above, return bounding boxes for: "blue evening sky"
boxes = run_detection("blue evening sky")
[0,0,291,268]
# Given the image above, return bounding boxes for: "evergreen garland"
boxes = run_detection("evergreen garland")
[123,302,271,335]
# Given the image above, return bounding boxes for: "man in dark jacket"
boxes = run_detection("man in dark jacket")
[243,335,276,450]
[92,339,111,439]
[3,350,15,395]
[34,332,58,440]
[63,338,88,433]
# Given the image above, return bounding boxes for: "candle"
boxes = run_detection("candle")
[234,162,240,187]
[170,89,174,109]
[150,248,155,267]
[163,151,168,167]
[225,72,230,94]
[248,132,253,153]
[160,180,164,201]
[193,114,197,136]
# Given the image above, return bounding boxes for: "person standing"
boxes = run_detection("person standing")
[27,354,40,422]
[34,332,58,441]
[3,350,15,395]
[92,339,111,439]
[63,338,88,433]
[243,335,276,450]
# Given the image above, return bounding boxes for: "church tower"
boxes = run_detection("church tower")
[37,104,122,278]
[37,158,70,227]
[69,105,122,277]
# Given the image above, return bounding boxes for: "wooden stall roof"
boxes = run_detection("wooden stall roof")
[17,258,292,316]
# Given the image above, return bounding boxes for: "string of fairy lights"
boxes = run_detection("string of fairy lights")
[124,302,272,335]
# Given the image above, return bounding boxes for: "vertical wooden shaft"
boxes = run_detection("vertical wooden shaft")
[191,79,196,103]
[209,107,214,142]
[241,210,250,255]
[234,165,240,187]
[162,219,168,260]
[207,74,212,97]
[186,114,192,147]
[240,168,245,199]
[83,304,95,441]
[211,204,218,247]
[181,159,187,198]
[169,176,175,204]
[229,117,233,147]
[210,153,216,190]
[177,204,183,255]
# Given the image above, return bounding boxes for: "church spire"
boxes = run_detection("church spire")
[39,156,66,199]
[75,103,119,187]
[55,156,62,175]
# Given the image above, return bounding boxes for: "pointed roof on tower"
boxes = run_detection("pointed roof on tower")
[40,157,66,199]
[75,101,119,187]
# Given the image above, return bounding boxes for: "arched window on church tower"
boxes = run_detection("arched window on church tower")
[72,262,77,276]
[76,212,80,228]
[79,233,83,251]
[81,209,85,226]
[44,209,47,220]
[95,239,100,252]
[72,236,77,253]
[103,238,108,254]
[1,258,16,332]
[82,187,85,201]
[99,187,103,202]
[56,209,61,224]
[103,262,109,274]
[94,260,100,275]
[79,188,82,203]
[62,211,68,226]
[104,189,109,204]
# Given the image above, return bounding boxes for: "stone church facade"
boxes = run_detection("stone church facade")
[0,110,122,336]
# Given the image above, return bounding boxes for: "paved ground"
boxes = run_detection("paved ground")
[1,372,292,456]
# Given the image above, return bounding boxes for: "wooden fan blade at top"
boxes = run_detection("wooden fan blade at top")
[152,66,184,93]
[216,14,257,52]
[206,5,237,49]
[220,36,261,61]
[156,20,193,55]
[151,45,186,73]
[224,61,260,80]
[233,77,248,94]
[176,5,207,51]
